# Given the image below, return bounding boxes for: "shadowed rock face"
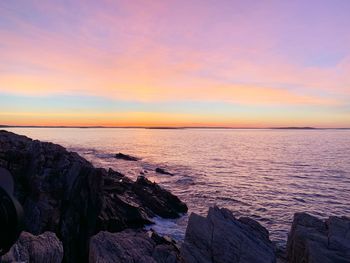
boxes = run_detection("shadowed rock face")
[0,130,101,262]
[133,176,188,218]
[181,206,276,263]
[97,171,188,231]
[89,230,181,263]
[2,232,63,263]
[0,130,187,262]
[287,212,350,263]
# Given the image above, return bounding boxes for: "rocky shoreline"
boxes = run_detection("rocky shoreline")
[0,130,349,263]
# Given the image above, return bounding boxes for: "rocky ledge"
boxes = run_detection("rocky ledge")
[287,212,350,263]
[181,206,276,263]
[1,130,349,263]
[89,229,181,263]
[0,130,187,262]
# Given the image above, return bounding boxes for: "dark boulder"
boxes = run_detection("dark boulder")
[155,168,174,176]
[89,230,181,263]
[115,153,139,161]
[2,231,63,263]
[180,206,276,263]
[287,212,350,263]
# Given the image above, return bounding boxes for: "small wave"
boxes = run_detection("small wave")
[176,177,195,185]
[291,174,309,179]
[293,197,306,203]
[256,207,268,212]
[216,196,250,206]
[145,216,187,241]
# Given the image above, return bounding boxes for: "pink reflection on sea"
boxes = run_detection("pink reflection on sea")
[4,127,350,247]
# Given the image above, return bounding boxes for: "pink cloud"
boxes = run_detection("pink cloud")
[0,0,349,107]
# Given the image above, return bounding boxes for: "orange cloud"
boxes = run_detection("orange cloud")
[1,109,349,128]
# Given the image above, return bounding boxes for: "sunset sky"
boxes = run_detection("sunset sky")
[0,0,349,127]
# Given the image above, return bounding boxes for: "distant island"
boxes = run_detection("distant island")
[271,127,316,130]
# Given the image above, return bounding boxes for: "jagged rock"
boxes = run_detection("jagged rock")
[0,130,187,262]
[155,168,174,176]
[0,130,102,262]
[133,176,188,218]
[180,206,276,263]
[97,172,153,232]
[97,172,187,230]
[287,212,350,263]
[115,152,139,161]
[89,230,181,263]
[2,231,63,263]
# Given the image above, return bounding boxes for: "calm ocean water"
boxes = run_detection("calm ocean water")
[4,128,350,247]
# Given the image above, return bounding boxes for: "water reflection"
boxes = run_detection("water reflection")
[5,127,350,246]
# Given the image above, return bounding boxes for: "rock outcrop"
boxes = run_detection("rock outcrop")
[181,206,276,263]
[287,212,350,263]
[133,176,188,218]
[89,230,181,263]
[115,153,139,161]
[2,231,63,263]
[0,130,187,262]
[155,168,174,176]
[97,171,187,232]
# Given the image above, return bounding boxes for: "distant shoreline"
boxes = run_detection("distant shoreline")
[1,125,349,130]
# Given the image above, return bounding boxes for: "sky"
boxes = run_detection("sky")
[0,0,349,127]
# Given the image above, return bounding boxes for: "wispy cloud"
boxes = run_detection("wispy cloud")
[0,0,349,126]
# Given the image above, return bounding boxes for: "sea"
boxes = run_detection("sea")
[3,127,350,248]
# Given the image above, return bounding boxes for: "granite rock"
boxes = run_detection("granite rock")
[287,212,350,263]
[89,230,181,263]
[180,206,276,263]
[2,231,63,263]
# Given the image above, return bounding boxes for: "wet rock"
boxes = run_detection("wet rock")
[115,152,139,161]
[89,230,181,263]
[0,130,187,262]
[2,231,63,263]
[287,212,350,263]
[133,176,188,218]
[98,172,188,231]
[155,168,174,176]
[97,176,153,232]
[181,206,276,263]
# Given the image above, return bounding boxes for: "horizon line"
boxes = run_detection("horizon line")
[1,125,350,130]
